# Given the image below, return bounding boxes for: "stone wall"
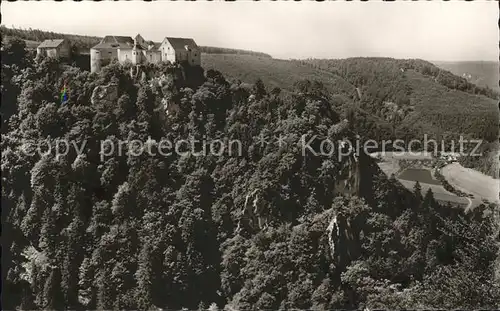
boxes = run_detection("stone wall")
[187,48,201,66]
[90,83,119,107]
[144,50,161,63]
[117,49,133,63]
[90,48,101,73]
[333,155,361,196]
[45,48,58,58]
[58,41,71,58]
[131,49,143,65]
[91,47,119,73]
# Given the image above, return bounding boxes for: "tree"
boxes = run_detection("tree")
[413,181,422,202]
[270,87,281,97]
[38,208,58,263]
[61,214,85,308]
[96,267,115,310]
[252,78,267,100]
[135,241,154,310]
[2,37,28,67]
[43,268,64,310]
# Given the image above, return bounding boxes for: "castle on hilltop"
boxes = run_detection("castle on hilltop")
[90,34,201,73]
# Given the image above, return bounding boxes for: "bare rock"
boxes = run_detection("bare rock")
[91,83,119,106]
[327,214,339,259]
[237,188,269,232]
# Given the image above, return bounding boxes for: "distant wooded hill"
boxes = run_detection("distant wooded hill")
[202,54,499,176]
[433,60,499,92]
[0,25,272,57]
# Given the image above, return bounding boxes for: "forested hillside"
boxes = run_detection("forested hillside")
[2,37,500,310]
[202,54,499,176]
[1,26,101,52]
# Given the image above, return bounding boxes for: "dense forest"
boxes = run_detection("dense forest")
[300,58,498,99]
[202,54,499,176]
[2,37,500,310]
[0,26,272,58]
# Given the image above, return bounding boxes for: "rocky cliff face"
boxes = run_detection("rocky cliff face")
[327,214,339,259]
[333,146,361,196]
[236,189,269,232]
[326,211,363,270]
[90,83,119,107]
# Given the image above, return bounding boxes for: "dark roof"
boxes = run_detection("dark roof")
[91,35,134,49]
[37,39,66,48]
[163,37,198,51]
[146,41,162,50]
[132,41,162,51]
[133,43,144,50]
[91,35,196,52]
[103,36,134,44]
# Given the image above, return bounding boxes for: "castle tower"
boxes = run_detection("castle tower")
[90,48,102,73]
[132,43,143,65]
[134,34,145,46]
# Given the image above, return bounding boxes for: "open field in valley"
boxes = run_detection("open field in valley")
[397,179,470,207]
[398,168,441,185]
[370,152,474,208]
[370,151,434,160]
[441,162,499,203]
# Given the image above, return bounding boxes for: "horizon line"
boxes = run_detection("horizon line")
[3,24,498,63]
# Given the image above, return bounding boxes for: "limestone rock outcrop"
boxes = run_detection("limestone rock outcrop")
[236,189,269,232]
[161,97,180,116]
[326,214,339,259]
[324,210,363,270]
[90,83,119,107]
[331,119,349,135]
[333,143,360,196]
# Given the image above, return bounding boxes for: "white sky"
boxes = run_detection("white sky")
[2,0,498,61]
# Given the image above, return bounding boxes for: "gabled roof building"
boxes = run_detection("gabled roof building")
[37,39,71,58]
[159,37,200,67]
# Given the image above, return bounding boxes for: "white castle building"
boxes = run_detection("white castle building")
[90,34,201,73]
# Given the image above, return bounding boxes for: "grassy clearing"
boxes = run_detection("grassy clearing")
[370,151,434,160]
[398,168,441,185]
[441,163,499,202]
[372,152,471,207]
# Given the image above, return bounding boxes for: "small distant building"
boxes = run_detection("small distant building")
[90,33,200,73]
[439,152,459,163]
[36,39,71,58]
